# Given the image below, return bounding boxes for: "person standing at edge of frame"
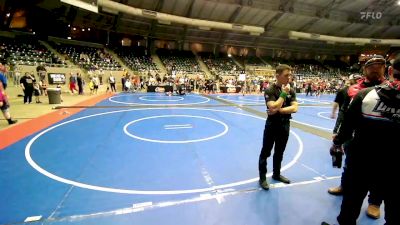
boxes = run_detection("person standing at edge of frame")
[321,55,400,225]
[258,64,298,190]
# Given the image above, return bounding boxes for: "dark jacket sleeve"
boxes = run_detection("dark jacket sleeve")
[333,89,366,145]
[290,89,297,103]
[264,88,276,107]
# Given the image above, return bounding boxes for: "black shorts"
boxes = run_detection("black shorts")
[1,99,10,112]
[34,89,40,96]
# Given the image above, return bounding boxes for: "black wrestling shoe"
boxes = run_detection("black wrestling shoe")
[272,174,291,184]
[8,119,18,125]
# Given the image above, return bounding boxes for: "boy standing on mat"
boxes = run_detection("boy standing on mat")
[258,64,298,190]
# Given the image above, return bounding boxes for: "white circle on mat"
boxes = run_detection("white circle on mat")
[317,111,336,120]
[109,94,210,105]
[238,96,265,102]
[138,96,184,102]
[25,108,303,195]
[217,95,262,104]
[123,115,228,143]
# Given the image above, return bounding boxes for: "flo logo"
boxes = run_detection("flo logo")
[360,12,382,20]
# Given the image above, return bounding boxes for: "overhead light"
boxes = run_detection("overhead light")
[228,53,232,57]
[232,24,244,30]
[102,7,119,15]
[142,9,157,18]
[199,26,210,31]
[158,20,171,25]
[82,28,85,31]
[68,24,71,27]
[67,37,72,39]
[6,13,10,17]
[60,0,98,13]
[73,27,76,31]
[398,0,400,5]
[33,31,35,35]
[88,28,90,31]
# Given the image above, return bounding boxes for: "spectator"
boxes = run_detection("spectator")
[20,72,35,104]
[322,56,400,225]
[0,65,17,125]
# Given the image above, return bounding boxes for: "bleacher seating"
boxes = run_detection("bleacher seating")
[114,46,158,73]
[0,37,66,67]
[51,42,122,71]
[157,49,202,74]
[200,53,239,77]
[262,57,346,78]
[244,56,265,66]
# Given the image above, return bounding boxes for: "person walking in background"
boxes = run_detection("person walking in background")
[33,82,42,103]
[69,72,78,94]
[20,72,35,104]
[77,73,84,95]
[92,75,99,94]
[109,73,116,92]
[0,64,17,125]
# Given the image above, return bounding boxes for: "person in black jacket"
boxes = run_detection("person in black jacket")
[323,57,400,225]
[258,64,298,190]
[328,56,386,219]
[331,74,362,133]
[20,72,36,104]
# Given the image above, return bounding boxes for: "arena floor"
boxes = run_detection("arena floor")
[0,93,385,225]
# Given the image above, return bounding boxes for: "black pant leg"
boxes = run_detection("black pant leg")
[337,166,368,225]
[23,89,28,103]
[111,83,116,92]
[272,121,290,175]
[368,182,383,206]
[339,143,351,187]
[384,185,399,225]
[24,88,33,103]
[258,120,276,179]
[27,89,33,103]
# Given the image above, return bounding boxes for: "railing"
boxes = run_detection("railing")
[10,62,75,68]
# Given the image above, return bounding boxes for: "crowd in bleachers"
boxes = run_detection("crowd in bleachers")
[200,53,240,77]
[114,46,158,73]
[0,35,357,97]
[0,37,66,67]
[242,56,265,66]
[51,43,122,71]
[157,49,203,75]
[262,57,349,78]
[295,77,345,95]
